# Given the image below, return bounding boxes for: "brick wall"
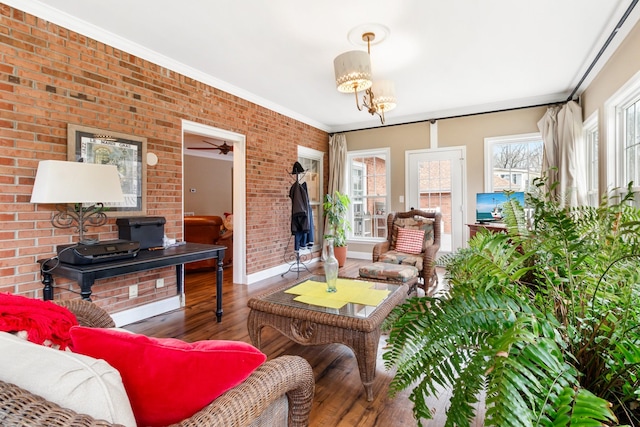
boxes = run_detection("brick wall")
[0,5,328,312]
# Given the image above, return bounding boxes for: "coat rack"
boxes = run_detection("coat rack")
[282,162,313,278]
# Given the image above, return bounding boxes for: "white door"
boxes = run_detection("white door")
[407,148,466,254]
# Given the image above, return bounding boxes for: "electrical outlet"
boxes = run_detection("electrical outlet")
[156,278,164,288]
[129,284,138,298]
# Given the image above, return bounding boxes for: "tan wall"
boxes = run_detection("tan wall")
[581,18,640,193]
[183,156,233,216]
[345,107,545,255]
[346,122,430,212]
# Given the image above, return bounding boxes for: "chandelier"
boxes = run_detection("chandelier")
[333,31,396,124]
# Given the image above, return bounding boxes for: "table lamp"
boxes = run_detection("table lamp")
[30,160,125,244]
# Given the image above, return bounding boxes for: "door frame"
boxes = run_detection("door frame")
[182,120,247,285]
[405,146,467,254]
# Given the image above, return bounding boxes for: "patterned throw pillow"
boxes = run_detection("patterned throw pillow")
[395,228,425,255]
[391,218,435,250]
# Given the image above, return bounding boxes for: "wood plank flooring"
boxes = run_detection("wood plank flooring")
[124,259,483,427]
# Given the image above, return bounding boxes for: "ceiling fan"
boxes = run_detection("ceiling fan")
[189,139,234,155]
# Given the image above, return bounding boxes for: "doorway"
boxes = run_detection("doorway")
[406,147,466,254]
[182,120,247,284]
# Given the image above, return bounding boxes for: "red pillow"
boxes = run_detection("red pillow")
[395,228,425,255]
[69,326,266,427]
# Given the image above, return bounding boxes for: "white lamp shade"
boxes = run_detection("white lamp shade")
[372,80,397,112]
[30,160,124,204]
[333,50,373,93]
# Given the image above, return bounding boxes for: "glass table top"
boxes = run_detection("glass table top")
[259,275,402,319]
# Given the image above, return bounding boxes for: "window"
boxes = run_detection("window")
[298,146,323,251]
[584,112,599,206]
[605,70,640,208]
[484,133,543,193]
[620,96,640,204]
[346,149,390,241]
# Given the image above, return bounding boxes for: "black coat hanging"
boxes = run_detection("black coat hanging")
[288,162,314,250]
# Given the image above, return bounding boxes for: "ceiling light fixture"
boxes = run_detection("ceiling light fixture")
[333,31,396,124]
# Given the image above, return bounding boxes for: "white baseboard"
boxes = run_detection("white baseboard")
[348,251,371,260]
[111,296,182,327]
[246,257,320,284]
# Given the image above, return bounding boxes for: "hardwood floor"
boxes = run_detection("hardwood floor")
[124,260,482,427]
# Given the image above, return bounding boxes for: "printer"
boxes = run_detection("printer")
[57,239,140,265]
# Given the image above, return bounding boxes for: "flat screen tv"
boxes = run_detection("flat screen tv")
[475,191,525,223]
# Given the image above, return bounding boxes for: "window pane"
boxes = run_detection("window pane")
[585,126,599,206]
[625,102,640,185]
[297,151,322,250]
[299,158,320,204]
[347,151,389,240]
[491,139,542,192]
[419,159,451,235]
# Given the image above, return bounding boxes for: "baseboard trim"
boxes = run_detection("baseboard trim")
[111,296,181,327]
[246,257,320,285]
[347,251,371,260]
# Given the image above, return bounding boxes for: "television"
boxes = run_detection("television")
[475,191,525,223]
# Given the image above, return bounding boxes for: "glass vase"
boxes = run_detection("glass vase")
[323,238,338,293]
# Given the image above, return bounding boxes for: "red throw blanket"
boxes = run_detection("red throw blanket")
[0,293,78,350]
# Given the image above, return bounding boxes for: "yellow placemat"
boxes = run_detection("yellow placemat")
[293,295,347,309]
[285,280,327,295]
[285,279,391,308]
[331,287,390,306]
[285,279,380,295]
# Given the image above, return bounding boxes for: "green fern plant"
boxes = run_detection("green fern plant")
[384,182,640,426]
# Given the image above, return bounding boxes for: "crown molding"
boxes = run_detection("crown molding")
[4,1,330,133]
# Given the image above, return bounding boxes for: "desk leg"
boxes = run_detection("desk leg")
[41,272,54,301]
[176,264,184,294]
[216,253,224,323]
[80,285,93,301]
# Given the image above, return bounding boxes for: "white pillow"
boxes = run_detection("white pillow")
[0,332,136,427]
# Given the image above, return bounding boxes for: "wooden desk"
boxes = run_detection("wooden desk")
[467,223,507,238]
[38,242,226,322]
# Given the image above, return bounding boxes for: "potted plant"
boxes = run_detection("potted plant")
[383,180,640,426]
[323,190,351,267]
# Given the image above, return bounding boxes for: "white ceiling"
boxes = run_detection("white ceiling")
[9,1,640,133]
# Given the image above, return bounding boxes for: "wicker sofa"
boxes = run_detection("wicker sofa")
[0,300,314,427]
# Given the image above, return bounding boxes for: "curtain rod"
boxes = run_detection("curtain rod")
[567,0,638,100]
[332,100,566,135]
[333,0,638,136]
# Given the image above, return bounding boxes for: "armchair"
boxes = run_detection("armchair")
[372,210,441,294]
[184,215,233,270]
[0,300,314,427]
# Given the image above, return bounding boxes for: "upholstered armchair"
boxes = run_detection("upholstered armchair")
[372,210,442,294]
[184,216,233,269]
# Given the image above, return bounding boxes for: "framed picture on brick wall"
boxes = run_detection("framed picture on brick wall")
[67,124,147,216]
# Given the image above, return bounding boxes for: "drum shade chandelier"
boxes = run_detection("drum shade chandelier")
[333,30,396,124]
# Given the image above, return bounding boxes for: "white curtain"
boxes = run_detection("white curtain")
[323,134,347,259]
[328,133,347,196]
[537,100,587,207]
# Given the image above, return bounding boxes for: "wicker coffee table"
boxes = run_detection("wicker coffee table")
[247,275,408,401]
